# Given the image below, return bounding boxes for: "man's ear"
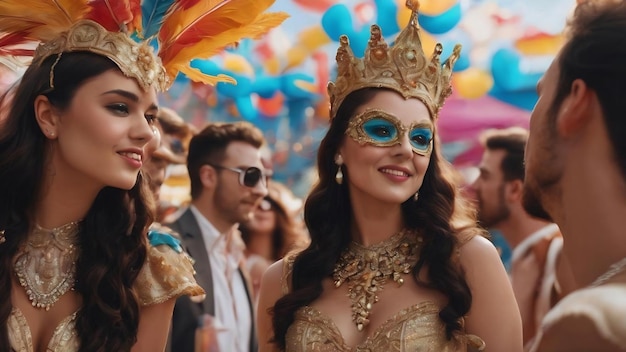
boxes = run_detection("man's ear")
[557,78,593,137]
[199,164,218,189]
[505,179,524,203]
[34,95,59,139]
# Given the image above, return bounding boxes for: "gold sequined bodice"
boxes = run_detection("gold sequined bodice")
[285,302,484,352]
[8,230,204,351]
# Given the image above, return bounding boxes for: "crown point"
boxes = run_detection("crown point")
[406,0,420,13]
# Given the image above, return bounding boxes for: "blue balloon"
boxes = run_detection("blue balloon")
[190,59,221,76]
[418,3,462,35]
[234,96,257,121]
[321,4,371,57]
[491,48,543,92]
[321,4,355,41]
[281,73,317,100]
[374,0,400,36]
[253,75,281,99]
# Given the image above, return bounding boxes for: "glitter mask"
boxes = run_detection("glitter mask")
[346,109,434,156]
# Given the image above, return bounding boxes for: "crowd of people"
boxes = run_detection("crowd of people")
[1,0,626,351]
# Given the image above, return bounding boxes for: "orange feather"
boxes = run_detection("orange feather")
[128,0,142,34]
[159,0,277,52]
[161,11,288,84]
[0,0,90,41]
[156,0,288,85]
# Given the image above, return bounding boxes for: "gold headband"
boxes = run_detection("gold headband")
[34,20,168,91]
[327,0,461,120]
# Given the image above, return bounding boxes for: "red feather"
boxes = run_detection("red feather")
[86,0,133,31]
[0,32,34,57]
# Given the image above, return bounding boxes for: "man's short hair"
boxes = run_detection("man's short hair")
[187,122,265,199]
[481,127,528,182]
[553,0,626,179]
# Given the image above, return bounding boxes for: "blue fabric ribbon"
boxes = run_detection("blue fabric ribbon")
[148,229,183,253]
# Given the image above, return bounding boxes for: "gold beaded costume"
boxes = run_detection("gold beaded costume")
[281,0,485,350]
[0,0,287,350]
[8,225,205,352]
[282,233,485,352]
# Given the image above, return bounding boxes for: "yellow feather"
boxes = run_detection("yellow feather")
[161,0,277,43]
[163,12,288,81]
[179,66,237,86]
[0,0,89,41]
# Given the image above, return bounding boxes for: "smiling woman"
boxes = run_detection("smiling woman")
[256,1,523,351]
[0,46,205,352]
[0,0,287,350]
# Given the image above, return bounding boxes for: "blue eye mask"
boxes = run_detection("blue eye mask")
[345,109,434,156]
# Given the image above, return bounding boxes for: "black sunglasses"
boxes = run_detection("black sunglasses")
[208,164,269,188]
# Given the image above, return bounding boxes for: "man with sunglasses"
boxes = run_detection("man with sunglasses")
[166,122,269,352]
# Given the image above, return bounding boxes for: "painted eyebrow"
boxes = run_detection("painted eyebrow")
[101,89,159,111]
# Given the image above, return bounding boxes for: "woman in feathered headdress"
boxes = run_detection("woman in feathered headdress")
[257,1,523,351]
[0,1,286,351]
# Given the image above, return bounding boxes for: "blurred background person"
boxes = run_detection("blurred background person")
[239,180,307,300]
[142,108,196,222]
[469,127,573,349]
[166,121,270,352]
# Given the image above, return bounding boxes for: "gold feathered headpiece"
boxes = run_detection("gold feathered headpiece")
[327,0,461,119]
[0,0,288,91]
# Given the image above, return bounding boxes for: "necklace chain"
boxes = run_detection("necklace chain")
[590,257,626,287]
[14,221,81,311]
[332,229,421,331]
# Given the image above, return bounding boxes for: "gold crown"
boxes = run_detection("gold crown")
[327,0,461,119]
[33,20,169,91]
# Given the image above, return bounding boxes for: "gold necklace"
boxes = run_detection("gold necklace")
[14,221,80,311]
[332,229,421,331]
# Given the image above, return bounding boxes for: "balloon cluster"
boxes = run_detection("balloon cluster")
[319,0,566,110]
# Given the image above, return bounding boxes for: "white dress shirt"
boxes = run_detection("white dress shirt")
[190,206,251,352]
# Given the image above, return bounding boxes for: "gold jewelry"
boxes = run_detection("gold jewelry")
[14,221,81,311]
[35,20,169,91]
[413,191,419,201]
[335,166,344,184]
[0,229,5,244]
[333,229,422,331]
[335,154,344,184]
[327,0,461,120]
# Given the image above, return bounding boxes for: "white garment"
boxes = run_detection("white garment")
[530,283,626,351]
[511,223,560,264]
[190,206,251,352]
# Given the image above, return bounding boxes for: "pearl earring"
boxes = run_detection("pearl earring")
[335,154,344,185]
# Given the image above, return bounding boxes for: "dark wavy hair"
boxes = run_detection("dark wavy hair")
[270,88,482,349]
[0,52,153,351]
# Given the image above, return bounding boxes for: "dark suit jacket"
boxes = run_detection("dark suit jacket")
[165,208,257,352]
